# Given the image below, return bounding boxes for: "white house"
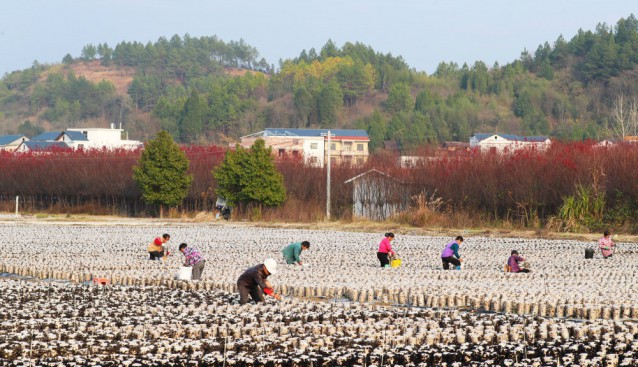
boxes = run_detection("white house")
[66,127,142,150]
[28,127,142,151]
[240,128,370,167]
[470,133,551,152]
[29,131,88,150]
[0,135,28,152]
[15,141,70,153]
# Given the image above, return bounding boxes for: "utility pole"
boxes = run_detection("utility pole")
[322,131,333,220]
[327,131,332,220]
[15,196,19,217]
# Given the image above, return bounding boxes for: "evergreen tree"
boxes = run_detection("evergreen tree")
[293,85,314,127]
[214,139,286,208]
[385,82,412,113]
[62,54,74,65]
[178,89,205,143]
[132,131,193,217]
[317,80,343,125]
[81,44,97,60]
[359,110,386,151]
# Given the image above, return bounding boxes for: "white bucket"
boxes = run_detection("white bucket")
[177,266,192,280]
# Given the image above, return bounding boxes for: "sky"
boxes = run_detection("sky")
[0,0,636,76]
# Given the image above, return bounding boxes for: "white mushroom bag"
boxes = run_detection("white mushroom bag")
[177,266,192,280]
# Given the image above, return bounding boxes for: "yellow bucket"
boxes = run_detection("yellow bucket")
[390,258,402,268]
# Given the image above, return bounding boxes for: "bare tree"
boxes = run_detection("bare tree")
[611,92,634,138]
[629,96,638,136]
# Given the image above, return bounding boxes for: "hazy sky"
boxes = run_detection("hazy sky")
[1,0,636,76]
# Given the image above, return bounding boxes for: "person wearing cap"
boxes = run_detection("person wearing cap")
[598,230,615,259]
[237,259,281,304]
[178,243,206,280]
[441,236,464,270]
[147,233,170,260]
[507,250,530,273]
[282,241,310,266]
[377,233,396,267]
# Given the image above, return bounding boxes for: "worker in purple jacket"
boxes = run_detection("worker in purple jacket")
[179,243,206,280]
[507,250,530,273]
[441,236,463,270]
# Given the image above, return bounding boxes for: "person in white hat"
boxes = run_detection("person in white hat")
[236,258,281,304]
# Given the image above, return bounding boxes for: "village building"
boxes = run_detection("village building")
[469,133,551,152]
[240,128,369,167]
[66,127,142,150]
[15,141,70,153]
[0,135,28,152]
[29,131,89,150]
[18,126,142,151]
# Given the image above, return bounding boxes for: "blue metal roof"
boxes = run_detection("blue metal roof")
[263,128,369,138]
[473,133,549,142]
[0,134,25,146]
[22,141,70,151]
[31,131,62,141]
[64,130,89,141]
[31,130,89,142]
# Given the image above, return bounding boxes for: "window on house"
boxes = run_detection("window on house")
[278,149,285,157]
[310,156,318,165]
[330,143,336,150]
[357,144,364,151]
[293,139,300,145]
[310,143,318,149]
[292,150,299,157]
[344,142,353,151]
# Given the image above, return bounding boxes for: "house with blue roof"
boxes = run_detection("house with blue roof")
[15,141,70,153]
[469,133,551,152]
[0,134,27,152]
[27,127,141,150]
[30,130,89,150]
[240,128,370,167]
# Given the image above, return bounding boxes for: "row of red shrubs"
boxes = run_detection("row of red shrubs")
[0,142,637,226]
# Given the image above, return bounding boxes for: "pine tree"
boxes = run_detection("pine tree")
[213,139,286,208]
[178,89,204,143]
[133,131,193,217]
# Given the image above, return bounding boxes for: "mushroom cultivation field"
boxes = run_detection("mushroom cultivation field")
[0,223,637,366]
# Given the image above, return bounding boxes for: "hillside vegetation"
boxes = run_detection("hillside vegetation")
[1,15,638,149]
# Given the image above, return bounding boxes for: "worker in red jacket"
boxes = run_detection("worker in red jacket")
[237,258,281,304]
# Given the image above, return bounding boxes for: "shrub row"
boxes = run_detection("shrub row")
[0,142,637,229]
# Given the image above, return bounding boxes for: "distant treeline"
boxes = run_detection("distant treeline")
[1,142,637,232]
[2,15,638,149]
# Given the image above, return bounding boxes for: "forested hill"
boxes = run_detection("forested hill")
[1,14,638,150]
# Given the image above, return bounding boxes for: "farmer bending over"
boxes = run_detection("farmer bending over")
[507,250,530,273]
[282,241,310,266]
[441,236,464,270]
[237,259,281,304]
[179,243,206,280]
[148,233,170,260]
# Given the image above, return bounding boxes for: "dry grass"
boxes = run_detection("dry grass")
[70,61,136,96]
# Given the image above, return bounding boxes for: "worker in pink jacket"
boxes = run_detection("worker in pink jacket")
[377,232,396,267]
[598,230,615,259]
